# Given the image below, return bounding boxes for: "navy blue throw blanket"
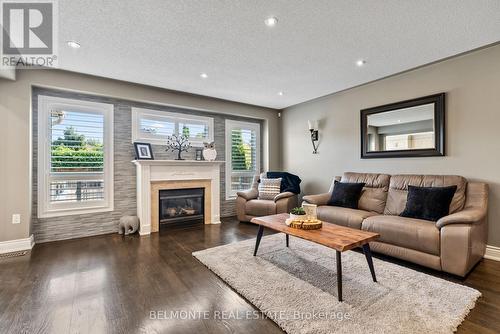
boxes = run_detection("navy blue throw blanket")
[266,171,301,194]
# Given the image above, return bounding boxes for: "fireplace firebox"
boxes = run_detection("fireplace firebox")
[159,188,204,227]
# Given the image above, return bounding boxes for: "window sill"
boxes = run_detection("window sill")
[38,205,114,218]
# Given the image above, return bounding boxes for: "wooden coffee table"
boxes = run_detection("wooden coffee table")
[250,213,380,302]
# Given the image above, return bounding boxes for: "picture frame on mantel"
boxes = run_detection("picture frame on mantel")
[360,93,445,159]
[134,142,154,160]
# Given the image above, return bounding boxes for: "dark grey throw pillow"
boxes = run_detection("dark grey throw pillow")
[400,185,457,222]
[327,181,365,209]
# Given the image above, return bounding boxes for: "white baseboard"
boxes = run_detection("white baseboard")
[139,224,151,236]
[484,245,500,261]
[0,235,35,254]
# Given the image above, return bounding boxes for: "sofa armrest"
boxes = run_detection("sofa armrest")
[275,193,298,215]
[302,192,331,206]
[436,207,487,229]
[237,188,258,201]
[274,192,295,202]
[436,181,488,229]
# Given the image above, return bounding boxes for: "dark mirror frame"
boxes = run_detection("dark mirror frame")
[360,93,445,159]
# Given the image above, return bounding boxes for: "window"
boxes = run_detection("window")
[37,96,114,217]
[225,120,260,199]
[384,131,434,151]
[132,107,214,146]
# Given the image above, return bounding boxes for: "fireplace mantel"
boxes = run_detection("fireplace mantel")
[133,160,225,166]
[133,160,225,235]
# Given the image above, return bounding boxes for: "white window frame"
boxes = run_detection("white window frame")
[131,107,214,147]
[225,119,261,200]
[37,95,114,218]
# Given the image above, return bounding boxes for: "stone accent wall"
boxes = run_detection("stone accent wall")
[32,87,263,243]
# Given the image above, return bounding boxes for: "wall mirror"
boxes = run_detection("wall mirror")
[361,93,445,158]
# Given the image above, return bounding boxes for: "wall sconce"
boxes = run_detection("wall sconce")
[308,120,319,154]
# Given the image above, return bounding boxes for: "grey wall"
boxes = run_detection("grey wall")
[281,44,500,247]
[0,68,16,80]
[32,87,262,242]
[0,69,280,243]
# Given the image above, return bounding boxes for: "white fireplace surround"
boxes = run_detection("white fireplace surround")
[133,160,224,235]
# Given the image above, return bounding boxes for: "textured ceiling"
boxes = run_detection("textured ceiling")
[57,0,500,109]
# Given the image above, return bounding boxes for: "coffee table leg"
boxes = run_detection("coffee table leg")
[286,234,289,247]
[253,225,264,256]
[336,250,342,302]
[362,244,377,282]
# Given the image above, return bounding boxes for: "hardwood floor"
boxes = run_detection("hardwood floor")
[0,218,499,334]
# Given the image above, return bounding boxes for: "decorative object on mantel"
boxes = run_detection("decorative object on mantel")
[308,120,319,154]
[118,216,139,235]
[202,141,217,161]
[166,134,191,160]
[195,148,204,161]
[134,142,154,160]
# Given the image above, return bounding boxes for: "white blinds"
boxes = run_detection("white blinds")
[225,120,260,198]
[132,108,214,145]
[230,128,257,172]
[38,95,113,218]
[49,110,105,203]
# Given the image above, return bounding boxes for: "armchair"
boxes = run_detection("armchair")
[236,173,298,222]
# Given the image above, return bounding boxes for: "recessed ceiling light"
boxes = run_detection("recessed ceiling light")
[200,73,208,79]
[67,41,81,49]
[265,17,278,27]
[278,91,284,96]
[356,59,366,67]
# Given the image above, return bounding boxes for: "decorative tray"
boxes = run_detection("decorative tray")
[286,218,322,230]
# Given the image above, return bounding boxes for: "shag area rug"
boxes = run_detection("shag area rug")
[193,234,480,334]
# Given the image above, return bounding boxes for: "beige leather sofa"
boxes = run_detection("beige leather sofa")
[303,172,488,277]
[237,173,298,223]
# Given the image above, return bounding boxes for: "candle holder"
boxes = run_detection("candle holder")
[308,120,319,154]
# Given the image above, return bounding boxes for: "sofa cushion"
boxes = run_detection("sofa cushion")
[362,215,440,255]
[384,174,467,216]
[341,172,391,214]
[246,199,276,217]
[258,177,281,200]
[327,181,365,209]
[400,185,457,221]
[317,206,377,229]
